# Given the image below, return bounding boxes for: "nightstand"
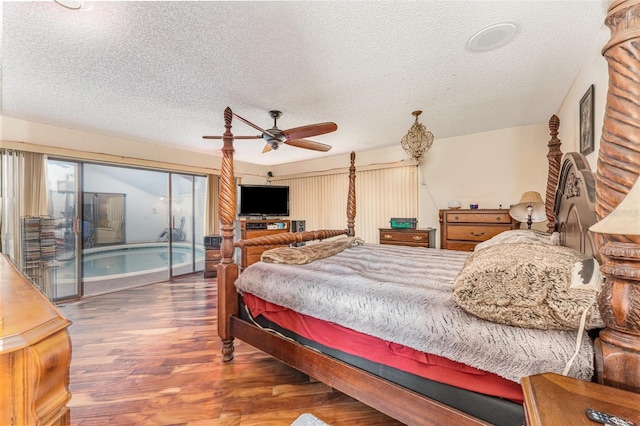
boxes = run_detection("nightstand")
[204,247,221,278]
[521,373,640,425]
[379,228,435,248]
[439,209,517,251]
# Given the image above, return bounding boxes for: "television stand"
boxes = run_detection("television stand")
[236,219,290,269]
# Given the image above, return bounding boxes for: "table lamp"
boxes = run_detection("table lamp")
[509,191,546,229]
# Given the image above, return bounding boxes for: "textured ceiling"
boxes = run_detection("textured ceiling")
[2,1,607,166]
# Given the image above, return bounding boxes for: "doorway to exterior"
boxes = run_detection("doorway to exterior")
[47,160,207,300]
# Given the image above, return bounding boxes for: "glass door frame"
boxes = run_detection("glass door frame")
[47,158,83,301]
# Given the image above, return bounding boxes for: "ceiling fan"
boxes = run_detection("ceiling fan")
[203,110,337,153]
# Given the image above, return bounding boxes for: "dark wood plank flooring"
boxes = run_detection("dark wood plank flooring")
[59,274,403,425]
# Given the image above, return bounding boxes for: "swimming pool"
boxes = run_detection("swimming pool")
[58,243,205,282]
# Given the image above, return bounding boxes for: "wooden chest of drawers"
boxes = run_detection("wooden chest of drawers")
[204,247,221,278]
[379,228,435,248]
[439,209,517,251]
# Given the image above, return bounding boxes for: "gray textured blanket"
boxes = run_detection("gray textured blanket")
[235,243,594,383]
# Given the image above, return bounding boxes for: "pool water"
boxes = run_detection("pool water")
[59,244,204,280]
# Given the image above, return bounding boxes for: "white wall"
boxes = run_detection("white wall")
[84,167,169,243]
[418,123,550,238]
[556,24,610,171]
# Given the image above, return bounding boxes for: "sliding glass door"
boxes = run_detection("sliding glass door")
[47,159,81,300]
[47,160,207,298]
[170,174,206,276]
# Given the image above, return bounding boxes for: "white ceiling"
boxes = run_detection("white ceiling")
[2,1,608,166]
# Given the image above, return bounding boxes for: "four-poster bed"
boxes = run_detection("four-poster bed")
[215,1,640,424]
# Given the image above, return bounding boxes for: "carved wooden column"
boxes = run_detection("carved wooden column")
[594,0,640,392]
[347,151,356,237]
[217,107,239,362]
[545,115,562,233]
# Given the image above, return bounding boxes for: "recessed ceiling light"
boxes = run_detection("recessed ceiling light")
[54,0,84,10]
[466,21,521,52]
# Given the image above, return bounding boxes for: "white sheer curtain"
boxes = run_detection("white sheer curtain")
[23,152,48,216]
[207,175,219,234]
[1,150,23,262]
[0,150,48,265]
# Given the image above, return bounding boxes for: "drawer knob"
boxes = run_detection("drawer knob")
[413,236,423,241]
[470,231,485,236]
[383,234,393,239]
[496,216,502,221]
[454,216,459,220]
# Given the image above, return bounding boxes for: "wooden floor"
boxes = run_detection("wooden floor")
[59,274,403,425]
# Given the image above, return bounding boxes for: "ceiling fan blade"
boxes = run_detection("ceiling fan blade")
[282,122,337,140]
[232,112,276,138]
[262,143,273,154]
[202,135,261,140]
[285,138,332,152]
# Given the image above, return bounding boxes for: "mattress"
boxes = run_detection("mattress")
[235,243,594,385]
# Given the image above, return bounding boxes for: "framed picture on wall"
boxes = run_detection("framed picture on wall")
[579,84,595,155]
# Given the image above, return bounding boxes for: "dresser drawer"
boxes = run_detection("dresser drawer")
[444,211,512,224]
[205,260,219,272]
[444,241,478,252]
[205,249,221,261]
[446,224,513,242]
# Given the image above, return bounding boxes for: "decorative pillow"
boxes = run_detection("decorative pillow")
[452,243,604,330]
[474,229,558,251]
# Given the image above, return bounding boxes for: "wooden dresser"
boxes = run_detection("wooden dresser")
[439,209,517,251]
[0,255,72,426]
[237,219,290,269]
[379,228,435,248]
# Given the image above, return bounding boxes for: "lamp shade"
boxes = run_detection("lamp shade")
[509,191,546,223]
[590,178,640,236]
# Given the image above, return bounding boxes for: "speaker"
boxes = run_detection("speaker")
[291,220,306,232]
[204,235,222,248]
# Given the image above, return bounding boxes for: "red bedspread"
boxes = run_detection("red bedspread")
[243,292,524,403]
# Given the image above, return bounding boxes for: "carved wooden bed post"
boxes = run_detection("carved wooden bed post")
[347,151,356,237]
[217,106,239,362]
[594,0,640,392]
[545,115,563,233]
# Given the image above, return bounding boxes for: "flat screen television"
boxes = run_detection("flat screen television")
[238,184,289,217]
